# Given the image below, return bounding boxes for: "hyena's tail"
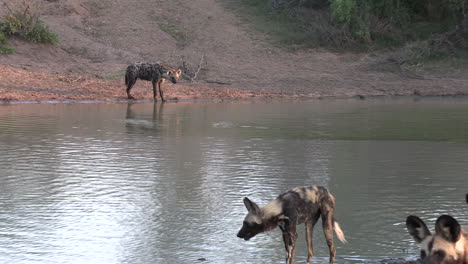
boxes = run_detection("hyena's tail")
[333,221,347,243]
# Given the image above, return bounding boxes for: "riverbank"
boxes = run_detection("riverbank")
[1,0,467,103]
[1,64,468,104]
[0,65,279,103]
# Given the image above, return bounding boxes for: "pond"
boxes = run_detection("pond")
[0,98,467,264]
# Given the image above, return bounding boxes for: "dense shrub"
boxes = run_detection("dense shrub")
[222,0,467,66]
[0,1,59,54]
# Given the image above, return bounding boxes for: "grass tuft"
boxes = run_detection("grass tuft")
[0,31,14,54]
[150,14,191,47]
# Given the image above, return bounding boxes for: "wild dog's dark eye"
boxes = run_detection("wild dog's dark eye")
[432,250,446,261]
[420,250,427,259]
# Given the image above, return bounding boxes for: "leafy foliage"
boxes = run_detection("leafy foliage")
[0,31,14,54]
[222,0,467,66]
[0,1,59,55]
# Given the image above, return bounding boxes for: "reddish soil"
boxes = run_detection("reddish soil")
[1,0,467,103]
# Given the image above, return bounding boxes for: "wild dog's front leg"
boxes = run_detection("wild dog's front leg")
[280,221,297,264]
[285,230,297,264]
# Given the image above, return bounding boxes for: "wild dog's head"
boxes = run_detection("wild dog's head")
[237,197,282,241]
[163,69,182,84]
[407,215,467,264]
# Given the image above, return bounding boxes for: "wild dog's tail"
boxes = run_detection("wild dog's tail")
[333,221,347,243]
[125,72,128,85]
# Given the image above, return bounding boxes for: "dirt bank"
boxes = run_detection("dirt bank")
[1,0,467,103]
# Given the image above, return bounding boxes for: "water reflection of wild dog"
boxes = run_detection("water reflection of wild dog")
[406,195,468,264]
[125,62,182,102]
[237,186,347,264]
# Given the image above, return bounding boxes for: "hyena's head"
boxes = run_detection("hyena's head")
[164,69,182,84]
[407,215,467,264]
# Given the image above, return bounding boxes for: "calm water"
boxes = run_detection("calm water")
[0,98,467,264]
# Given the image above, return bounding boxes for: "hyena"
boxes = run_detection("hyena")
[407,214,468,264]
[125,62,182,102]
[237,185,347,264]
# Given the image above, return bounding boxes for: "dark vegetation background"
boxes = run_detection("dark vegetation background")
[223,0,467,67]
[1,0,467,69]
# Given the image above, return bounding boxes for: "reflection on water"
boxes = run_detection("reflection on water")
[0,98,468,264]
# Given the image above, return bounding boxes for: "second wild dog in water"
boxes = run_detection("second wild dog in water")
[407,214,468,264]
[237,185,347,264]
[406,195,468,264]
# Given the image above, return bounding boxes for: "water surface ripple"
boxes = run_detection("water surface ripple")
[0,99,467,263]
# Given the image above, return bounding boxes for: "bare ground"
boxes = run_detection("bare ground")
[0,0,467,103]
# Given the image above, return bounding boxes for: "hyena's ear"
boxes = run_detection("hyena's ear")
[243,197,261,215]
[435,215,461,243]
[406,215,432,243]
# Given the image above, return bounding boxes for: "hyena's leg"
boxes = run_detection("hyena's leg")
[321,209,336,263]
[280,223,297,264]
[158,80,166,102]
[305,213,321,264]
[126,78,137,99]
[152,80,158,102]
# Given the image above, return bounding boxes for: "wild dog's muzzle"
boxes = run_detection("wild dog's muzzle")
[170,77,177,84]
[237,230,253,241]
[237,224,259,241]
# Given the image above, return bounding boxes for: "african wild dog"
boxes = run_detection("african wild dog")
[237,186,347,264]
[407,214,468,264]
[125,62,182,102]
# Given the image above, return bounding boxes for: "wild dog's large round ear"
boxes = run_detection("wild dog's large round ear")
[243,197,261,214]
[435,215,461,243]
[406,215,432,243]
[176,69,182,75]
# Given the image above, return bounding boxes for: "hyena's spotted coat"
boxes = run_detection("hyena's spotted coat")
[125,62,181,102]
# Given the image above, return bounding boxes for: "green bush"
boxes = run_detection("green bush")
[24,23,59,43]
[0,31,14,54]
[0,1,59,54]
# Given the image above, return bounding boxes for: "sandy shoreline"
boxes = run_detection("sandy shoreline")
[1,65,467,104]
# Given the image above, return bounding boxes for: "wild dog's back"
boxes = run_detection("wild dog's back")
[279,186,335,224]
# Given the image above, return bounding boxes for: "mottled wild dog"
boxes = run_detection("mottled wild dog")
[406,195,468,264]
[407,214,468,264]
[125,62,182,102]
[237,186,347,264]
